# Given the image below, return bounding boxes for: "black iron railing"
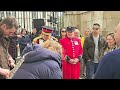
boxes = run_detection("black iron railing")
[0,11,64,36]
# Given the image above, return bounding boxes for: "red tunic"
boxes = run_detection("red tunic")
[60,37,83,79]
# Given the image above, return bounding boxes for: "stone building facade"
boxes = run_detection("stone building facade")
[64,11,120,37]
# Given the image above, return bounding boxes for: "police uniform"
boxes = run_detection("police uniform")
[60,26,83,79]
[33,26,58,46]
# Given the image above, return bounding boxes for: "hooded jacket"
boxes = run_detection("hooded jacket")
[12,44,62,79]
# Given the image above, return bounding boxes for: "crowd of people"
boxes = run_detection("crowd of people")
[1,16,120,79]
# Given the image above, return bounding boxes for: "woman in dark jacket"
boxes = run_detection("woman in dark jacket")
[12,43,62,79]
[18,28,31,55]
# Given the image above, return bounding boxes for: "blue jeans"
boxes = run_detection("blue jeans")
[86,61,99,79]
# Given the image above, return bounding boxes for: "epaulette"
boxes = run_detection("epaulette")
[33,36,42,43]
[51,36,58,42]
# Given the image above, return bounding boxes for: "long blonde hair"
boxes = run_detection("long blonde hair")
[42,40,62,56]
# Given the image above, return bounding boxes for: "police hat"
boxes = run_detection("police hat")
[66,26,75,32]
[42,26,54,35]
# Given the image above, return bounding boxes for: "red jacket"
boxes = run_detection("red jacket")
[60,37,83,59]
[60,37,83,79]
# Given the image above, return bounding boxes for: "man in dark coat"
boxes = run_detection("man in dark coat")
[12,43,62,79]
[83,23,106,79]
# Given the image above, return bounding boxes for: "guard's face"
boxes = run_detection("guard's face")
[67,31,74,39]
[42,33,51,41]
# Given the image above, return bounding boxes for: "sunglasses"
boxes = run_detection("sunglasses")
[61,31,66,32]
[93,28,99,30]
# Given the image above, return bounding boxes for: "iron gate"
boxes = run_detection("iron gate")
[0,11,64,36]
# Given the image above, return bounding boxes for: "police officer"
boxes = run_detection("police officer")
[33,26,58,46]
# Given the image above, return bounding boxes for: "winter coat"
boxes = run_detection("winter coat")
[12,44,62,79]
[18,35,31,55]
[82,33,106,62]
[94,49,120,79]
